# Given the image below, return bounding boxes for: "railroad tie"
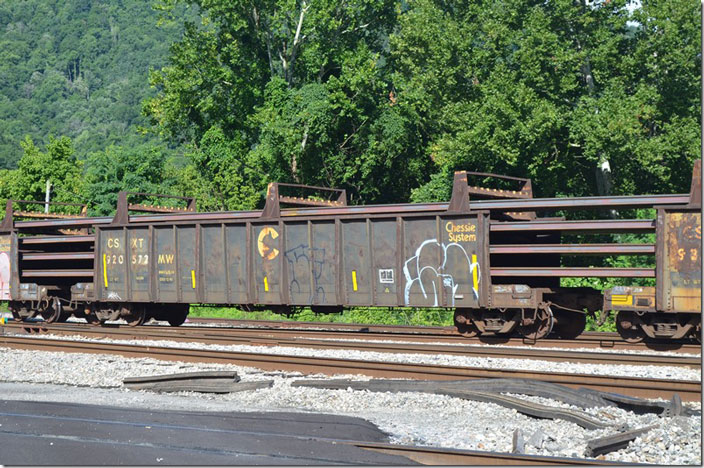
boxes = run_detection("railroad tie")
[123,370,273,394]
[292,378,611,430]
[585,425,658,458]
[439,389,612,430]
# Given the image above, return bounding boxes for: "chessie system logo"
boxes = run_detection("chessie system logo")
[445,221,477,243]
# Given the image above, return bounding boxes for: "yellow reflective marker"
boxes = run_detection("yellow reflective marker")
[264,276,269,292]
[471,254,478,292]
[611,294,632,306]
[102,254,108,287]
[191,269,196,289]
[352,270,358,291]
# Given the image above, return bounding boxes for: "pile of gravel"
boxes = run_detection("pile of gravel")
[0,345,700,464]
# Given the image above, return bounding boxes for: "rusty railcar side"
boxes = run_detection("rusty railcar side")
[95,213,491,310]
[657,209,701,313]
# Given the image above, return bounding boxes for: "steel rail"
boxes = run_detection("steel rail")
[490,267,655,277]
[7,322,698,368]
[181,318,702,353]
[489,219,655,232]
[21,269,94,277]
[490,244,656,255]
[349,442,614,465]
[7,194,689,230]
[1,335,699,401]
[6,320,700,353]
[21,252,94,261]
[20,235,95,244]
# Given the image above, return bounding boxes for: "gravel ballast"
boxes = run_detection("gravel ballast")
[15,332,702,381]
[0,344,700,464]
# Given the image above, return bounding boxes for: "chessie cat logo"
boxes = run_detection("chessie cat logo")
[0,251,10,300]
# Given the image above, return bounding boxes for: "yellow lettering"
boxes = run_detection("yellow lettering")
[158,254,175,264]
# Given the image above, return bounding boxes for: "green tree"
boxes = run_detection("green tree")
[394,0,701,202]
[83,143,181,216]
[11,135,84,204]
[146,0,429,205]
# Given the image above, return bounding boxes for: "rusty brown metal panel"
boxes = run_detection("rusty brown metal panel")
[202,225,227,303]
[659,210,702,313]
[222,224,230,304]
[280,219,288,305]
[225,224,248,304]
[284,222,311,305]
[399,215,483,308]
[252,223,281,304]
[335,218,343,305]
[441,215,483,309]
[177,226,197,303]
[195,224,203,303]
[371,219,397,306]
[246,221,254,304]
[99,228,127,301]
[655,209,665,310]
[401,217,440,307]
[127,228,150,302]
[154,226,177,302]
[368,219,376,305]
[397,217,405,306]
[479,213,491,308]
[311,221,336,305]
[341,220,371,305]
[149,226,156,302]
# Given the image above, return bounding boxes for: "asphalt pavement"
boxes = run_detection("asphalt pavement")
[0,399,416,465]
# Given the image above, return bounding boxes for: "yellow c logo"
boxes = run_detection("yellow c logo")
[257,227,279,260]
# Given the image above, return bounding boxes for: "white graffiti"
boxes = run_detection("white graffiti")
[106,291,122,301]
[0,252,10,301]
[403,239,480,306]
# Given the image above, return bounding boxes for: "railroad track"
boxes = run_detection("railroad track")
[1,334,700,402]
[186,317,701,353]
[350,442,613,465]
[2,321,700,369]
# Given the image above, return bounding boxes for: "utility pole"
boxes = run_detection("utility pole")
[44,179,51,214]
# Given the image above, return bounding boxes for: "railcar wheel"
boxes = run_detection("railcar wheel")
[518,306,554,341]
[9,302,26,321]
[455,321,480,337]
[82,304,101,325]
[615,311,644,343]
[126,305,146,327]
[167,305,189,327]
[553,311,586,340]
[42,298,62,323]
[454,309,479,337]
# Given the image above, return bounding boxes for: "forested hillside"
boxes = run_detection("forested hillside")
[0,0,187,167]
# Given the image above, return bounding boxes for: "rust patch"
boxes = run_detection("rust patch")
[663,211,702,312]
